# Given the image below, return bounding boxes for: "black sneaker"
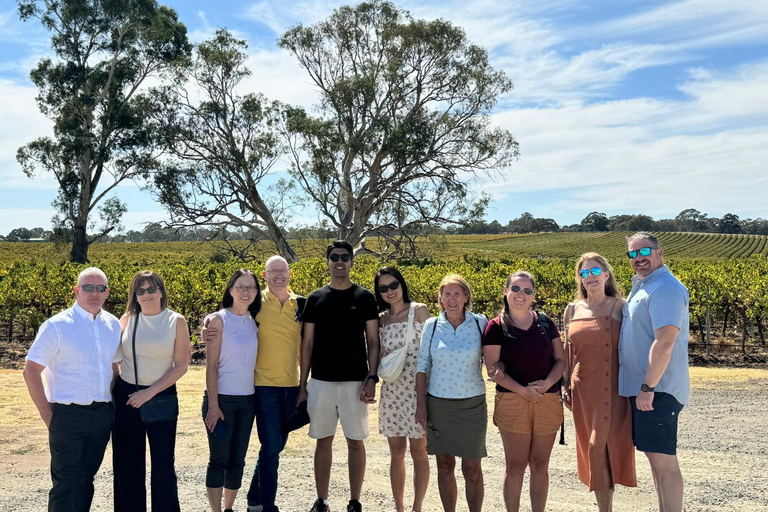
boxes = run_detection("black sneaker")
[310,498,330,512]
[347,499,362,512]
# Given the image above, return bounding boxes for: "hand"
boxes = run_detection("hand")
[297,387,308,407]
[415,402,427,430]
[360,379,376,404]
[487,362,506,383]
[205,406,225,433]
[561,384,573,411]
[127,388,155,408]
[527,379,549,394]
[636,390,654,411]
[42,409,53,428]
[201,317,218,343]
[520,385,544,403]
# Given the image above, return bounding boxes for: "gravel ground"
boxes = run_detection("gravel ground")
[3,369,767,512]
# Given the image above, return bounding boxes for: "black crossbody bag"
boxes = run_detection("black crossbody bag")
[131,313,179,423]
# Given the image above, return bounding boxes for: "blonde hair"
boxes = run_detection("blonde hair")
[438,273,473,312]
[575,253,623,301]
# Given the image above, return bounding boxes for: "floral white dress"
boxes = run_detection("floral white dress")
[378,319,425,438]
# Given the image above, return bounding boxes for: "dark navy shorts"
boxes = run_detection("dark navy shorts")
[630,392,684,455]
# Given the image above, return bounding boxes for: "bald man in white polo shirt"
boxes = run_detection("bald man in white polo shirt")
[23,267,121,512]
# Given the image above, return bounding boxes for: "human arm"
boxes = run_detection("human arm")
[482,344,543,402]
[203,315,224,432]
[23,360,52,427]
[361,318,380,403]
[297,322,315,405]
[561,305,575,410]
[127,315,190,408]
[415,371,428,429]
[635,324,680,411]
[529,335,567,394]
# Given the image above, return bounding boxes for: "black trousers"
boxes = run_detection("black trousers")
[112,376,180,512]
[48,401,113,512]
[202,393,257,489]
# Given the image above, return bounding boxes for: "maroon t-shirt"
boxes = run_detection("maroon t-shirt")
[482,311,561,393]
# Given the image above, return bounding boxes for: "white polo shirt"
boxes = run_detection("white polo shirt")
[26,303,121,405]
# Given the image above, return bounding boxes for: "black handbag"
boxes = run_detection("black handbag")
[131,313,179,424]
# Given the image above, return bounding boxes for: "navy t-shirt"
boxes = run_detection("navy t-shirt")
[482,311,561,393]
[302,283,379,382]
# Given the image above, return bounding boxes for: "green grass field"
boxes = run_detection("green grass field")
[2,231,767,264]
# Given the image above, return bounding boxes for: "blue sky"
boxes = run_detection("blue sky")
[1,0,767,234]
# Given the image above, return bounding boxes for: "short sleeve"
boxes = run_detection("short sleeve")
[26,319,59,368]
[482,317,504,346]
[648,284,689,331]
[417,317,436,373]
[545,315,561,340]
[112,341,124,364]
[301,293,320,324]
[361,290,379,322]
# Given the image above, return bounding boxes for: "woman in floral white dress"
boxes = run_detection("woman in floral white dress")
[375,266,431,512]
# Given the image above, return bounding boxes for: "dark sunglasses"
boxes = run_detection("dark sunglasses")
[80,284,107,293]
[328,253,352,262]
[579,267,603,279]
[136,286,159,296]
[627,247,657,259]
[508,285,534,296]
[376,281,401,294]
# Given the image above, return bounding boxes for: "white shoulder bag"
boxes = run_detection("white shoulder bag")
[377,303,415,382]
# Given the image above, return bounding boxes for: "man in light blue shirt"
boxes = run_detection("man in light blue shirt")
[619,233,689,512]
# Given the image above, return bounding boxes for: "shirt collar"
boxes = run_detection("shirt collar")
[73,302,102,320]
[263,287,297,302]
[437,310,474,327]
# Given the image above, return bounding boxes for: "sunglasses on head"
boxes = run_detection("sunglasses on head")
[376,281,401,294]
[508,285,534,296]
[329,253,352,262]
[579,267,603,279]
[80,284,107,293]
[136,286,159,296]
[627,247,657,259]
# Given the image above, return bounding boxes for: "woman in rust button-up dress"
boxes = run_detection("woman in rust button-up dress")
[563,253,636,512]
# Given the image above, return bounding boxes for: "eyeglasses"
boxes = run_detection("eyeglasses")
[329,253,352,262]
[376,281,401,294]
[579,267,603,279]
[234,285,258,293]
[136,286,158,296]
[627,247,657,259]
[266,269,288,276]
[508,285,534,296]
[80,284,108,293]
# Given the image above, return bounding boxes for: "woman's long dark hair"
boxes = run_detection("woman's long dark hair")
[374,266,411,312]
[500,271,536,338]
[221,269,262,319]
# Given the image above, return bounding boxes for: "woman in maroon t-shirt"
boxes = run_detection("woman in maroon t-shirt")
[482,271,566,512]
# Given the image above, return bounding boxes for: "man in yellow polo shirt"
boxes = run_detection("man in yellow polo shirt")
[247,255,304,512]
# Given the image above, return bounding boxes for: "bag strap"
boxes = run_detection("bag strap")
[131,313,140,393]
[404,303,416,349]
[535,310,551,339]
[430,317,438,342]
[473,314,482,336]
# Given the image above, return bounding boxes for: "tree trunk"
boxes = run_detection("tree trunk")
[270,225,299,263]
[721,304,730,337]
[70,221,90,263]
[740,312,748,355]
[756,317,766,346]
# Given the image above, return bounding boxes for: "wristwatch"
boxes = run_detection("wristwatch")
[640,383,655,393]
[365,374,380,384]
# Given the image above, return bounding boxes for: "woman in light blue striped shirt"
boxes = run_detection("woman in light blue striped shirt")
[416,273,488,512]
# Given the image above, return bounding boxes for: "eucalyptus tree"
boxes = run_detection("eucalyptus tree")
[16,0,190,262]
[148,29,299,262]
[279,0,518,256]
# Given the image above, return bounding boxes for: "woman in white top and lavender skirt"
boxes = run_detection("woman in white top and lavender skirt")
[112,270,190,512]
[202,269,261,512]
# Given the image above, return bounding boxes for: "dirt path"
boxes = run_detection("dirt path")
[2,367,767,512]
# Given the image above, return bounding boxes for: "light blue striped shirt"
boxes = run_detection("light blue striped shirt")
[417,311,488,399]
[619,265,690,405]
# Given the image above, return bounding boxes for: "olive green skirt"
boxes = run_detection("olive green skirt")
[425,393,487,459]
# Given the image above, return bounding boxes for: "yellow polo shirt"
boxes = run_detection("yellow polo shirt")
[254,289,302,387]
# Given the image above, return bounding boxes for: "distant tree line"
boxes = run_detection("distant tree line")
[447,209,768,235]
[5,208,767,243]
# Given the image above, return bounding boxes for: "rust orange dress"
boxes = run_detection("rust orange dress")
[567,300,637,491]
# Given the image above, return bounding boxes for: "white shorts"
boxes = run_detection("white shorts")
[306,379,369,440]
